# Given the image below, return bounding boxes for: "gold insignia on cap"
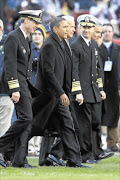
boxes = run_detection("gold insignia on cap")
[19,10,42,24]
[28,16,42,24]
[78,14,96,27]
[84,16,91,23]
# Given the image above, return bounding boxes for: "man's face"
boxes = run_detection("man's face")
[80,25,94,40]
[26,18,38,34]
[102,25,114,42]
[32,30,44,44]
[67,20,75,39]
[55,20,68,41]
[92,26,103,42]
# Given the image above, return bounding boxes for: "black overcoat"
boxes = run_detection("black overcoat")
[31,32,68,136]
[0,27,39,97]
[71,36,103,103]
[99,43,119,127]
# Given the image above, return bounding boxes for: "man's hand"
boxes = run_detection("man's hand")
[75,93,84,105]
[11,91,20,103]
[60,94,70,106]
[100,91,106,100]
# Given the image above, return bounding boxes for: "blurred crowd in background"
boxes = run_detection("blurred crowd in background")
[0,0,120,163]
[0,0,120,38]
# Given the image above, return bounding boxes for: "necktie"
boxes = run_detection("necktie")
[26,37,30,54]
[89,41,92,57]
[66,40,72,55]
[107,46,112,57]
[89,41,91,50]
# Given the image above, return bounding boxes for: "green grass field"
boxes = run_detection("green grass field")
[0,155,120,180]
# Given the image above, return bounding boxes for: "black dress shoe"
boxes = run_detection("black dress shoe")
[0,153,7,168]
[109,146,119,152]
[58,159,66,166]
[103,148,112,153]
[85,159,99,164]
[66,161,90,168]
[0,159,7,168]
[96,152,114,160]
[46,154,66,166]
[78,164,91,168]
[5,161,12,167]
[23,163,38,168]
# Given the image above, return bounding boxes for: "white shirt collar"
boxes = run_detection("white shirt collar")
[103,41,112,49]
[0,35,2,42]
[20,26,28,39]
[81,34,91,46]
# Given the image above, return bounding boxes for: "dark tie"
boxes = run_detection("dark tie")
[89,41,92,57]
[107,46,112,57]
[26,37,30,54]
[89,41,91,50]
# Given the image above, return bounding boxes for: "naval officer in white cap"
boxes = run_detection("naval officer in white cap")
[71,14,114,164]
[0,10,42,168]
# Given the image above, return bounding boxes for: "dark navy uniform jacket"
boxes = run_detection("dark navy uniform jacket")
[0,27,39,98]
[71,36,103,103]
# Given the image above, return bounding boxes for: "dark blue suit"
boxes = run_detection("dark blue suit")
[0,27,39,167]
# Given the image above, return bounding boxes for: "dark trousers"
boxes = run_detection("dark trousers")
[39,99,80,164]
[39,136,64,165]
[0,95,33,167]
[39,136,54,165]
[39,102,82,165]
[73,101,103,162]
[52,102,81,164]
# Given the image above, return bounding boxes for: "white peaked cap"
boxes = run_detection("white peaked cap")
[19,10,42,24]
[77,14,98,27]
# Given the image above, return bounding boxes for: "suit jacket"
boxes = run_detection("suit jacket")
[71,36,103,103]
[0,27,39,97]
[99,42,119,127]
[63,40,72,94]
[35,32,66,97]
[64,39,81,97]
[31,32,67,135]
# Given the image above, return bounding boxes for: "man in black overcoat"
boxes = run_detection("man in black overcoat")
[38,15,81,166]
[0,10,42,168]
[32,17,88,168]
[99,24,120,152]
[71,14,114,163]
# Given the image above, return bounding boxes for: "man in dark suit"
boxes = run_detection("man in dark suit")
[71,14,114,163]
[33,16,88,168]
[99,24,120,152]
[38,15,81,166]
[0,10,42,168]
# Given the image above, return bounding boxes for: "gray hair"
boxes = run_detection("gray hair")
[50,17,66,31]
[62,16,74,23]
[95,21,103,27]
